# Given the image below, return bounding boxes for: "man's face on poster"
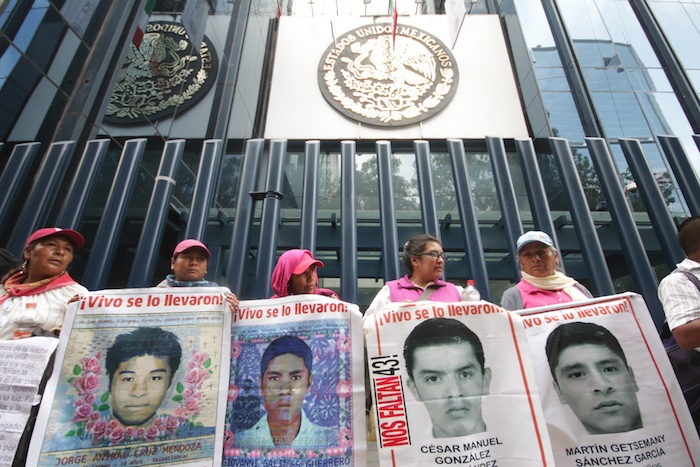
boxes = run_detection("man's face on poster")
[260,353,312,425]
[110,355,173,426]
[553,343,642,434]
[408,341,491,438]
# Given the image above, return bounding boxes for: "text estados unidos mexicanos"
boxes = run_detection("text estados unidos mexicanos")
[224,457,351,466]
[566,434,666,466]
[233,302,348,322]
[50,441,202,465]
[376,303,503,327]
[523,302,630,329]
[422,438,503,465]
[79,293,222,310]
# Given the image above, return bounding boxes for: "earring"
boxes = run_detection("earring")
[21,261,27,271]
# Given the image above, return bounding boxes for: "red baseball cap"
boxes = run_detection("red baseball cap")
[25,227,85,250]
[173,239,211,258]
[293,251,324,274]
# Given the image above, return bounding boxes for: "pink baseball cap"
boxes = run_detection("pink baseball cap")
[293,251,324,274]
[173,239,211,258]
[25,227,85,250]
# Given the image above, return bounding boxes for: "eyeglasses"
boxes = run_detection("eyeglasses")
[415,251,448,261]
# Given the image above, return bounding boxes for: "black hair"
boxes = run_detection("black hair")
[402,234,441,274]
[403,317,485,379]
[106,327,182,388]
[678,215,700,257]
[260,335,313,380]
[545,321,627,382]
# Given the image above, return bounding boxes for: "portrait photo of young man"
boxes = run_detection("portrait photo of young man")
[545,321,643,434]
[106,327,182,426]
[235,335,335,448]
[403,317,492,439]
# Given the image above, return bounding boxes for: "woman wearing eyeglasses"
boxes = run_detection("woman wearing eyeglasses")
[365,234,462,317]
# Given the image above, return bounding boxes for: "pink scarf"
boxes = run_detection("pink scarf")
[0,271,78,305]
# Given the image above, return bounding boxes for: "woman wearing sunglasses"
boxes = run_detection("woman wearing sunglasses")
[365,233,462,317]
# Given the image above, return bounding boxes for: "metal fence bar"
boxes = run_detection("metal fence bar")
[340,141,358,303]
[486,136,523,280]
[0,143,41,245]
[587,137,663,327]
[226,139,264,296]
[448,139,491,301]
[127,139,186,287]
[185,139,223,240]
[56,139,110,230]
[300,140,320,252]
[7,141,76,255]
[515,137,565,272]
[660,135,700,216]
[377,140,401,281]
[549,137,615,295]
[253,139,287,298]
[414,140,440,238]
[620,138,685,267]
[82,139,147,290]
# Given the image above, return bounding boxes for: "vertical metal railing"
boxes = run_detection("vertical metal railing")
[587,137,663,327]
[376,140,401,281]
[127,139,186,287]
[82,139,147,290]
[340,141,358,303]
[487,136,523,280]
[0,142,41,246]
[6,141,76,255]
[448,139,491,301]
[253,139,287,298]
[185,140,224,240]
[56,139,111,230]
[549,137,615,296]
[414,140,440,238]
[515,137,565,272]
[619,138,685,267]
[661,135,700,216]
[300,140,320,252]
[226,139,264,295]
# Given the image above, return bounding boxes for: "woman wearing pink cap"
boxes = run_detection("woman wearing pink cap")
[500,230,593,310]
[270,249,339,299]
[158,239,239,311]
[0,227,88,339]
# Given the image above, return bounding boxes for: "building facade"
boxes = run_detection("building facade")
[1,0,699,325]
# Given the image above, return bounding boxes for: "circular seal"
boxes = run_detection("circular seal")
[104,21,218,124]
[318,23,458,127]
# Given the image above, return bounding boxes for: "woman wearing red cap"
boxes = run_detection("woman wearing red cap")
[270,249,338,299]
[158,239,239,311]
[0,227,88,339]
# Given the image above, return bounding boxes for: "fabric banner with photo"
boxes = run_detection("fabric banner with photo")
[518,292,700,466]
[26,287,231,467]
[0,337,59,466]
[364,300,554,467]
[224,295,367,466]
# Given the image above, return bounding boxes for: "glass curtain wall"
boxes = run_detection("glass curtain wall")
[510,0,690,214]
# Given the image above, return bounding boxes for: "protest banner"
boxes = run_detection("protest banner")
[0,337,58,466]
[364,300,554,467]
[519,293,700,466]
[224,295,366,466]
[26,287,231,467]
